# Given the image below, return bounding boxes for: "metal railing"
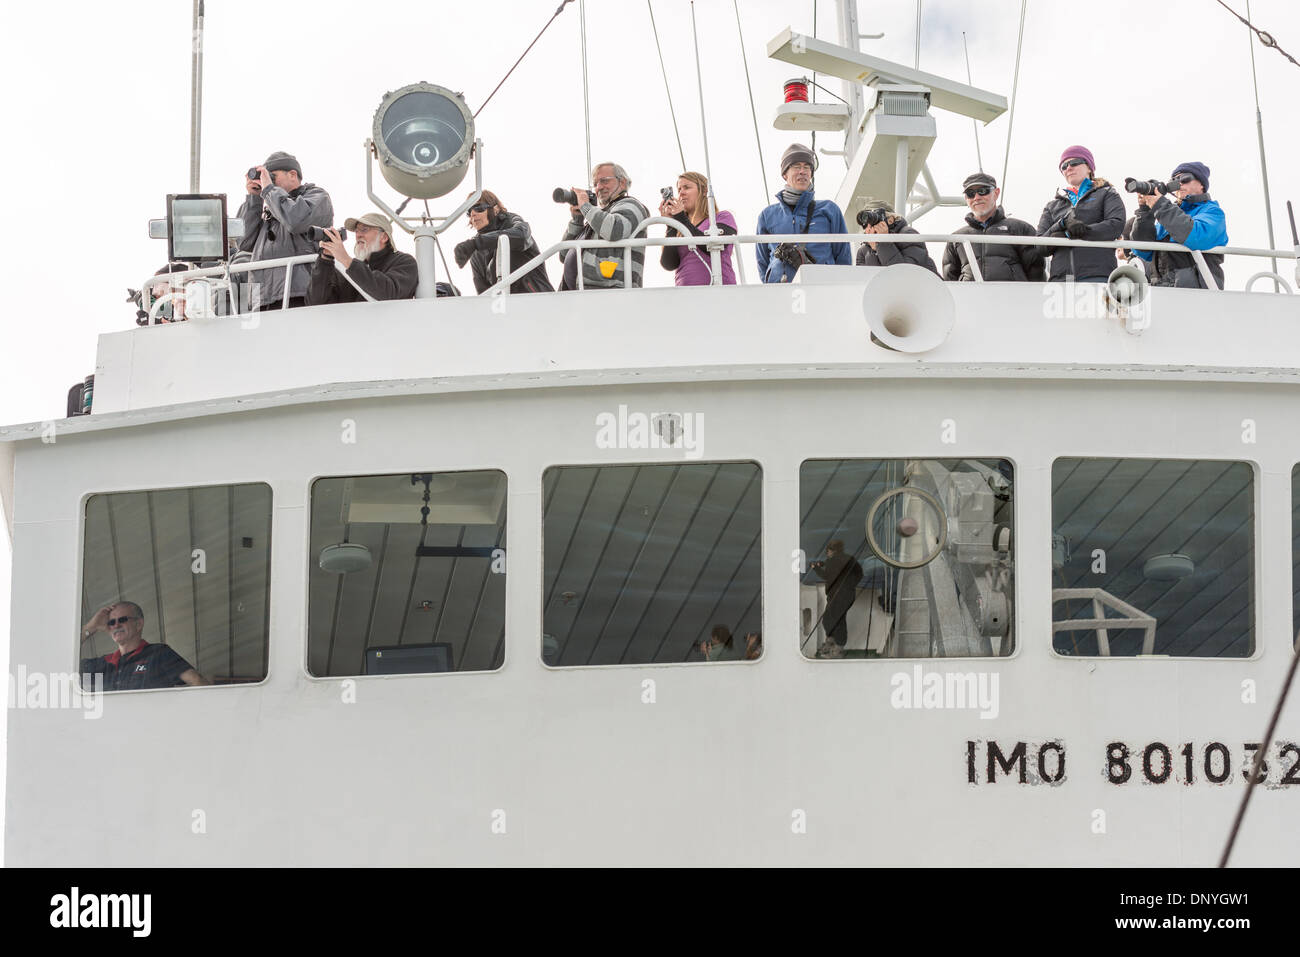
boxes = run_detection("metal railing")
[140,228,1297,323]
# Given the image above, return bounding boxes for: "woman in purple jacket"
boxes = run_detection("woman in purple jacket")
[657,172,737,286]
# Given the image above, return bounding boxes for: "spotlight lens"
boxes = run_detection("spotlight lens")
[381,91,466,170]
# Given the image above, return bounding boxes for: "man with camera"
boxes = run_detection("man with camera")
[757,144,851,283]
[305,212,418,306]
[941,173,1044,282]
[237,151,334,310]
[1128,162,1227,289]
[854,200,938,273]
[557,162,649,290]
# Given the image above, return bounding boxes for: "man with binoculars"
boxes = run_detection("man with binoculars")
[1127,162,1228,289]
[237,151,334,310]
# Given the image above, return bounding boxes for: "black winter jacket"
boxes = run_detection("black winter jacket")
[942,207,1044,281]
[305,244,418,305]
[455,211,553,294]
[1036,179,1126,281]
[855,216,938,273]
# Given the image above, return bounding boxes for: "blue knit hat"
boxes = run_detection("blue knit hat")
[1172,161,1210,191]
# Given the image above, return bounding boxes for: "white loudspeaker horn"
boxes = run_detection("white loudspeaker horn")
[1105,262,1149,310]
[861,263,956,354]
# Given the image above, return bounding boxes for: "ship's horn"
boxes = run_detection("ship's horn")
[861,264,956,354]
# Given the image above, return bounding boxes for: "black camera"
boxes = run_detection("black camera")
[660,187,674,202]
[856,207,888,228]
[553,187,580,205]
[774,243,809,269]
[1124,177,1177,197]
[307,226,348,243]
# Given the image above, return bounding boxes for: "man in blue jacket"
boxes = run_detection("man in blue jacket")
[756,144,851,283]
[1131,161,1227,289]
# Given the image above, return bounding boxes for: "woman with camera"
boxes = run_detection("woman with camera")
[854,201,938,273]
[1035,146,1125,282]
[657,172,737,286]
[453,191,554,294]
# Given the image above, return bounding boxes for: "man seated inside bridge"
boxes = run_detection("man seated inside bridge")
[80,601,210,691]
[306,212,418,305]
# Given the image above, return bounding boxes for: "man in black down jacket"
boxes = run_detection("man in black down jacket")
[1036,146,1126,282]
[942,172,1044,281]
[854,201,938,273]
[454,192,554,294]
[305,212,418,305]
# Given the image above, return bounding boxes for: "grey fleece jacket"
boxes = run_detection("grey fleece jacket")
[237,182,334,306]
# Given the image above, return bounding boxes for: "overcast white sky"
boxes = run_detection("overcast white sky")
[1,0,1298,860]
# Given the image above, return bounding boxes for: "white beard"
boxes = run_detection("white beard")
[353,241,372,263]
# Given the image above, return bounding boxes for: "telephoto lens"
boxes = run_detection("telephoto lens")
[307,226,348,243]
[1124,178,1163,196]
[553,187,579,205]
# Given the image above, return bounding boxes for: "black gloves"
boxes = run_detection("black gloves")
[453,238,477,269]
[1064,213,1089,239]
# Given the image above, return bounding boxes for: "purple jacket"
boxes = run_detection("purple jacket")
[660,210,737,286]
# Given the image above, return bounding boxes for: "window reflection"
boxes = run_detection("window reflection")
[80,484,272,689]
[800,459,1014,659]
[308,471,507,677]
[1051,458,1253,657]
[543,463,762,666]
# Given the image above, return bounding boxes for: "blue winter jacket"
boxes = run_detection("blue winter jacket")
[1133,194,1228,254]
[756,190,851,283]
[1132,193,1228,288]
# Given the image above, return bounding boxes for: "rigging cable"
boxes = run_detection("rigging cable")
[580,0,592,175]
[1214,0,1300,68]
[473,0,575,118]
[810,0,817,156]
[732,0,770,203]
[1219,633,1300,866]
[999,0,1028,202]
[648,0,687,171]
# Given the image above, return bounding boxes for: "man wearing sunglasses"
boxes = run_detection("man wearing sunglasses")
[306,212,418,305]
[559,161,649,290]
[79,601,210,691]
[1129,162,1227,289]
[941,172,1044,282]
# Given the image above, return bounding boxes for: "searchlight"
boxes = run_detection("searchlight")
[372,83,474,200]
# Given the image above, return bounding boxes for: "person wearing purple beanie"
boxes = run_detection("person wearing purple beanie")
[1036,145,1126,282]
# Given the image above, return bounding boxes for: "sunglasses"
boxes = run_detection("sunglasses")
[964,186,993,198]
[107,616,137,627]
[1059,158,1088,172]
[1174,173,1196,185]
[466,203,492,216]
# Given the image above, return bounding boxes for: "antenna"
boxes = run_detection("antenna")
[999,0,1027,200]
[189,0,204,192]
[962,32,982,173]
[579,0,592,176]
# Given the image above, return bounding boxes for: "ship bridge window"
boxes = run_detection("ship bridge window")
[308,471,506,677]
[800,459,1015,659]
[543,463,762,666]
[79,483,272,690]
[1051,458,1254,658]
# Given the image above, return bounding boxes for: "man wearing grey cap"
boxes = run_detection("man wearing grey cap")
[237,151,334,310]
[306,212,418,305]
[756,143,850,283]
[941,172,1044,282]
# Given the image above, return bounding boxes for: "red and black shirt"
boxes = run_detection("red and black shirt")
[80,641,194,691]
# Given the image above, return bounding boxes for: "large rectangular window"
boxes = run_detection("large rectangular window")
[308,471,506,676]
[543,463,762,666]
[1051,458,1253,657]
[800,458,1015,659]
[80,483,272,690]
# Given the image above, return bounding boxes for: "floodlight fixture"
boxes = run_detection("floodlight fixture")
[372,82,474,200]
[165,194,229,263]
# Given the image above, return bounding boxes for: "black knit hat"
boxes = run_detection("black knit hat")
[963,171,997,189]
[264,151,301,176]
